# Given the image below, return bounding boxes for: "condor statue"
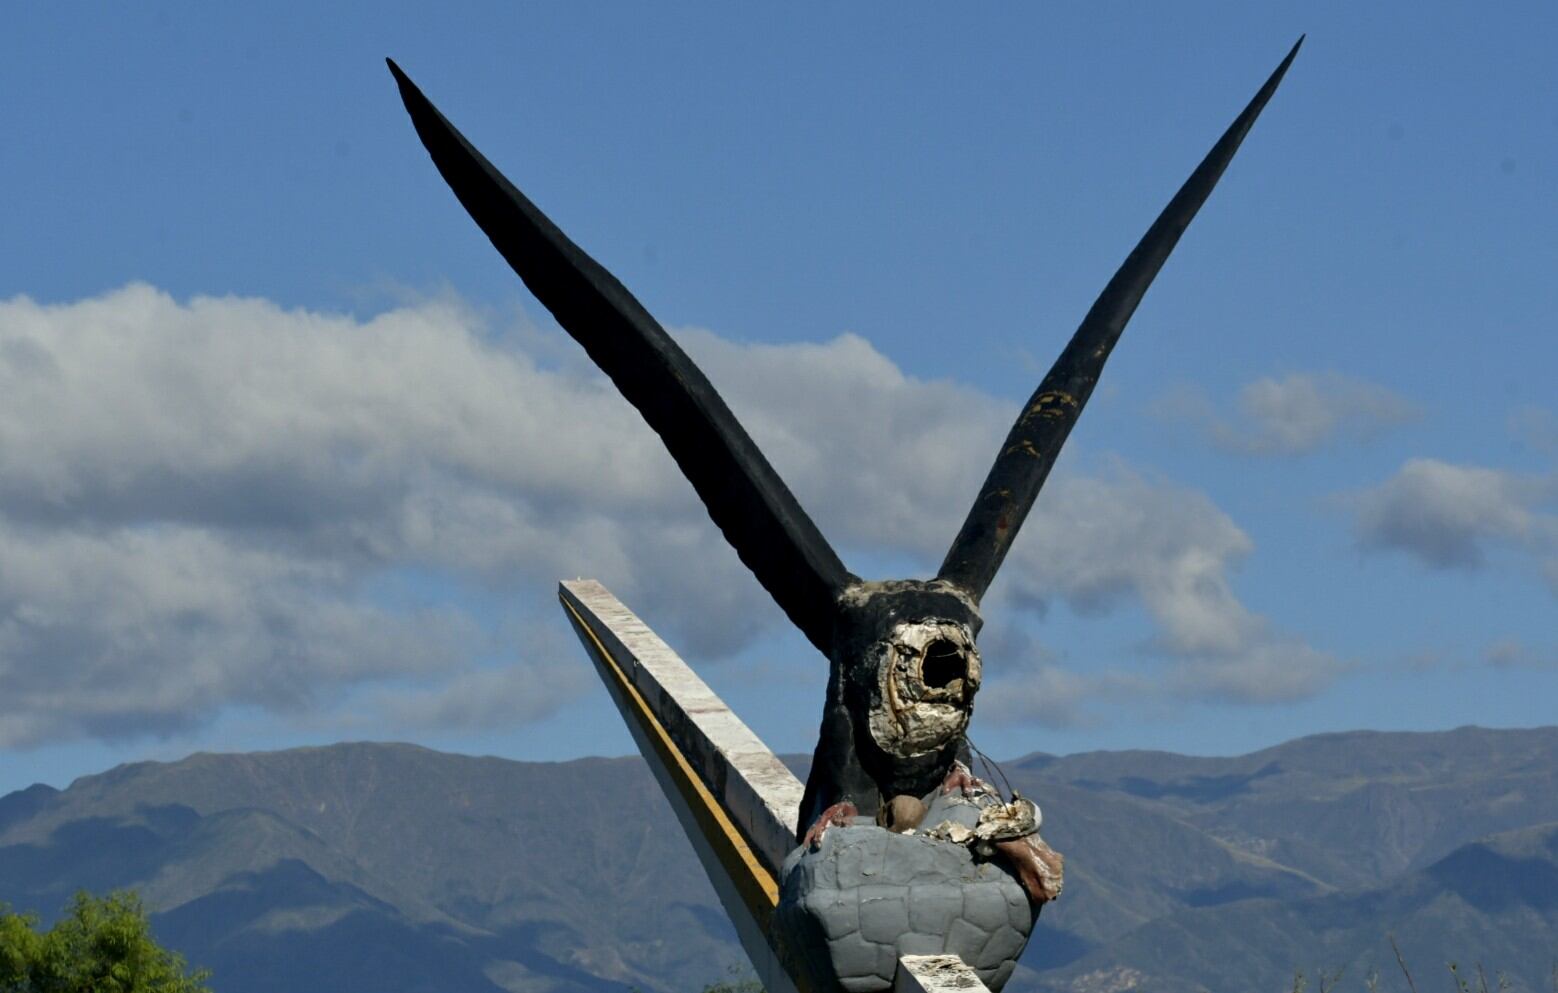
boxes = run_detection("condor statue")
[387,39,1301,857]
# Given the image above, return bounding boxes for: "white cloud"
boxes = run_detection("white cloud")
[993,468,1345,710]
[974,624,1158,729]
[676,326,1005,551]
[0,284,1339,745]
[367,640,592,731]
[979,662,1100,730]
[1160,372,1417,456]
[1388,638,1558,674]
[697,337,1346,718]
[1482,638,1558,671]
[0,521,475,746]
[1170,641,1349,705]
[1351,458,1558,587]
[996,468,1261,655]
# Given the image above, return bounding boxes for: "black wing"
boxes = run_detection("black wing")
[388,60,857,654]
[938,39,1303,600]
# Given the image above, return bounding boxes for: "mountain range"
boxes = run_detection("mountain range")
[2,726,1555,993]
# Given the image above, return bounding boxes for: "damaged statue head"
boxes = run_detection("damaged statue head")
[390,38,1299,989]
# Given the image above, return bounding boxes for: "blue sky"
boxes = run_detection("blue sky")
[1,3,1554,796]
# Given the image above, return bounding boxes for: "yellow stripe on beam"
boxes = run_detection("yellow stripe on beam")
[561,592,783,935]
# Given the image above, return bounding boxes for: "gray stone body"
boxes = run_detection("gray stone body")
[776,825,1034,993]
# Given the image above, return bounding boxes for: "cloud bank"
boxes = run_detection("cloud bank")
[0,285,1337,745]
[1160,372,1417,456]
[1351,457,1558,590]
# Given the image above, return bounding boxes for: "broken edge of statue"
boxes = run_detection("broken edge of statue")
[394,38,1301,992]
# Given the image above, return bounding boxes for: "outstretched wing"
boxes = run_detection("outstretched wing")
[388,60,856,654]
[938,39,1303,600]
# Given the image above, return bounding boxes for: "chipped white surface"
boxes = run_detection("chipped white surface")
[895,955,993,993]
[973,798,1040,842]
[866,620,980,758]
[559,579,804,875]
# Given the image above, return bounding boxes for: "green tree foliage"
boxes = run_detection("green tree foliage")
[0,890,211,993]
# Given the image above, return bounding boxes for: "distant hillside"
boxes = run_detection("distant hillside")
[1,727,1555,993]
[1009,726,1558,890]
[1033,820,1558,993]
[1,746,731,993]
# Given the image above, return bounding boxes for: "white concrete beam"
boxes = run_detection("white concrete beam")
[560,580,806,993]
[560,579,804,874]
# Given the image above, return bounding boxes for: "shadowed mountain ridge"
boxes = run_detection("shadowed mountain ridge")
[2,727,1555,993]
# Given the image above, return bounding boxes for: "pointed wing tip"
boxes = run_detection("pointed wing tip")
[1230,36,1304,140]
[384,58,427,114]
[1266,36,1305,92]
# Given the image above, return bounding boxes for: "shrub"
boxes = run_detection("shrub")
[0,890,211,993]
